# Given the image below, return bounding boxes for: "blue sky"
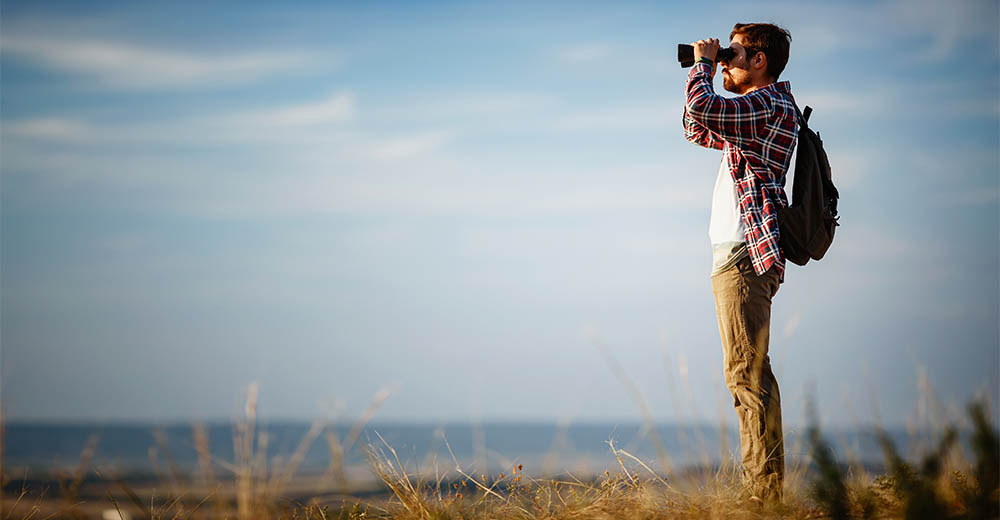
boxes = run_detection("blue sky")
[2,0,997,428]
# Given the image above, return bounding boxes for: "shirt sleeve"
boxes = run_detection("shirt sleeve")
[684,62,773,150]
[682,106,725,150]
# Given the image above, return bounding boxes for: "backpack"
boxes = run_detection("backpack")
[777,105,839,266]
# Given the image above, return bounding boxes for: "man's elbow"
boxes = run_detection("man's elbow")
[684,98,711,126]
[683,132,718,150]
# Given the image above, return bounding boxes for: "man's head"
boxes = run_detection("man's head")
[720,23,791,95]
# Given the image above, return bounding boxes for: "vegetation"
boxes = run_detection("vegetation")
[2,393,998,519]
[806,401,999,520]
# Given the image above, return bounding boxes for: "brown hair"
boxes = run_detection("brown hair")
[730,23,791,81]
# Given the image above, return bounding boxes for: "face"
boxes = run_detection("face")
[720,34,757,95]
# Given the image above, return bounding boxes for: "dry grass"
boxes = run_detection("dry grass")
[364,437,801,520]
[351,397,998,520]
[2,382,997,519]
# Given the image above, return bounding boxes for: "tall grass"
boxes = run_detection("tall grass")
[806,400,999,520]
[2,388,998,519]
[357,398,999,520]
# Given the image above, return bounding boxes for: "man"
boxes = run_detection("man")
[682,23,797,503]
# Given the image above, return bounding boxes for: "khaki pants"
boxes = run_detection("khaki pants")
[711,255,784,501]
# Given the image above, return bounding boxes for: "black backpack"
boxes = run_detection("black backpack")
[777,105,839,266]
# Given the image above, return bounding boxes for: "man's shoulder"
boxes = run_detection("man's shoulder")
[753,81,793,105]
[740,82,795,119]
[755,82,797,127]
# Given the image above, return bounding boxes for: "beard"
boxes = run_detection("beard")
[722,70,749,94]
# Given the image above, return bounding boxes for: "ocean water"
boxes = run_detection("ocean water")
[5,421,917,478]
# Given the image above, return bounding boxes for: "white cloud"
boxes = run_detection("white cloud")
[212,162,703,218]
[748,0,997,63]
[210,91,356,128]
[794,77,998,123]
[2,125,711,218]
[550,104,672,132]
[555,43,615,64]
[370,93,555,123]
[1,36,324,89]
[2,118,93,142]
[2,90,357,148]
[792,89,883,116]
[550,41,669,77]
[879,0,997,63]
[362,130,453,161]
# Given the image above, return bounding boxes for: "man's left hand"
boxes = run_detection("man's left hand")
[692,38,720,77]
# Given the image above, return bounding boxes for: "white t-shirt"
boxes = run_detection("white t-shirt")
[709,153,748,274]
[709,153,745,246]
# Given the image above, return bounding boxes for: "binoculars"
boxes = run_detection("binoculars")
[677,44,736,68]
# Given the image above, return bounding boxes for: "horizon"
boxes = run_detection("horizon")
[1,412,943,430]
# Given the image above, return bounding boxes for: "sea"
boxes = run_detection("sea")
[4,421,923,481]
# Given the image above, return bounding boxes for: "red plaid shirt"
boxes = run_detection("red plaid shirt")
[683,62,798,281]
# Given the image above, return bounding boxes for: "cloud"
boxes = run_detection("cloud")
[2,118,93,143]
[750,0,998,63]
[368,93,555,124]
[879,0,997,62]
[362,130,453,161]
[176,161,706,219]
[210,91,356,128]
[792,89,883,116]
[3,123,710,218]
[554,43,615,64]
[550,104,671,132]
[1,35,324,89]
[2,93,457,166]
[2,90,357,147]
[794,77,998,123]
[549,41,669,76]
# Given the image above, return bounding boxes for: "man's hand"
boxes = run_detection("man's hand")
[692,38,720,78]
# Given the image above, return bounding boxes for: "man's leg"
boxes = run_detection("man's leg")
[711,256,783,501]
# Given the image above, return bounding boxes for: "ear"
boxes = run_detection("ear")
[752,52,767,72]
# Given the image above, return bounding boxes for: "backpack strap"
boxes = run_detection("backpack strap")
[793,103,812,128]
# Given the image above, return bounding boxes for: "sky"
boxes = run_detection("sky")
[2,0,998,429]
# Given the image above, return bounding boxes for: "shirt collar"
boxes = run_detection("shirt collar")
[765,81,792,93]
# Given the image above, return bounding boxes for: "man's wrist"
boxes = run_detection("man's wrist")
[696,57,714,66]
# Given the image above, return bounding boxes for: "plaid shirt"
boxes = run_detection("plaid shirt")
[683,62,798,281]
